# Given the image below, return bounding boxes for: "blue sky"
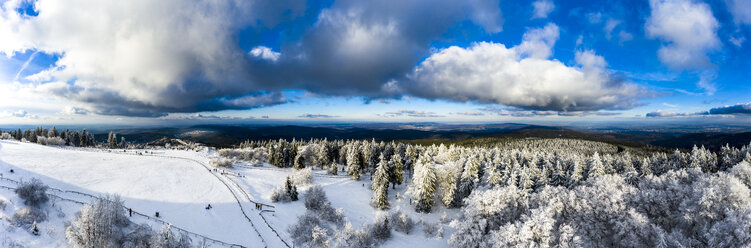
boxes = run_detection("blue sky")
[0,0,750,125]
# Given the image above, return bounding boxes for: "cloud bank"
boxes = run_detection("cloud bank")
[400,24,648,112]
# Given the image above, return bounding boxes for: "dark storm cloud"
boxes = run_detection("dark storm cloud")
[249,0,503,97]
[702,103,751,115]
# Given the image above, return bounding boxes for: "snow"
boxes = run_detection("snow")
[0,140,456,247]
[0,140,261,247]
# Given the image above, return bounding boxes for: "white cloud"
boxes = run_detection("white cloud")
[455,111,485,116]
[697,71,717,95]
[532,0,555,19]
[402,24,649,112]
[618,30,634,45]
[646,110,691,117]
[603,19,621,40]
[249,46,281,62]
[0,0,302,116]
[725,0,751,25]
[646,0,720,69]
[0,109,38,119]
[729,35,746,47]
[382,110,443,118]
[63,106,89,115]
[515,23,560,59]
[298,113,338,118]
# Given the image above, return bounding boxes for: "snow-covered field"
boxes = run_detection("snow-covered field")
[0,140,453,247]
[0,140,262,247]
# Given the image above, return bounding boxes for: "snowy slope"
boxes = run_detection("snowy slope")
[0,140,262,247]
[0,140,457,247]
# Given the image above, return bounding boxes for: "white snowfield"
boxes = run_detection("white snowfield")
[0,140,265,247]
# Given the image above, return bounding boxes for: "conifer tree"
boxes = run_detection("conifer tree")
[347,145,362,180]
[372,155,390,210]
[411,154,436,213]
[587,152,605,179]
[390,153,404,188]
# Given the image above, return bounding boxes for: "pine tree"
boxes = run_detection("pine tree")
[411,154,436,213]
[318,144,330,167]
[587,152,605,179]
[294,154,306,170]
[640,158,652,177]
[347,145,361,180]
[390,153,404,188]
[108,131,117,149]
[285,177,298,201]
[372,155,391,210]
[569,159,584,185]
[405,145,417,177]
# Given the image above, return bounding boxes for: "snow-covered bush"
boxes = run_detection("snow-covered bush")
[46,137,66,146]
[730,162,751,189]
[370,214,391,241]
[217,148,267,165]
[341,225,377,248]
[122,224,153,248]
[288,212,325,246]
[289,186,347,247]
[304,185,327,211]
[150,225,191,248]
[66,195,130,248]
[35,136,65,146]
[15,178,49,207]
[293,167,313,185]
[422,220,438,237]
[11,206,47,229]
[388,209,414,234]
[271,177,299,202]
[450,170,751,248]
[209,157,233,168]
[0,132,12,139]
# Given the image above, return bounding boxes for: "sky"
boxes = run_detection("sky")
[0,0,750,126]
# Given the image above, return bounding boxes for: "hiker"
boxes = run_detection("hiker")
[206,204,212,209]
[155,212,160,218]
[129,208,132,217]
[258,204,262,210]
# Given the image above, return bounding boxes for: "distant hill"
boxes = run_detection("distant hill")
[651,132,751,151]
[92,124,751,151]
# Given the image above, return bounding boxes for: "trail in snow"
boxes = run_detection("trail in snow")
[0,141,263,247]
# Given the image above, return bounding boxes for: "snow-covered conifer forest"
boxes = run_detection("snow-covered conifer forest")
[0,128,751,247]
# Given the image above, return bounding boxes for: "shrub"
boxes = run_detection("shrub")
[0,132,12,140]
[318,203,345,225]
[271,186,290,202]
[44,137,66,146]
[150,224,191,248]
[370,214,391,241]
[15,178,49,207]
[304,186,328,211]
[293,167,313,185]
[11,206,47,229]
[342,225,376,248]
[209,158,233,168]
[66,195,130,248]
[271,178,298,202]
[389,209,414,234]
[122,224,153,248]
[288,212,323,246]
[422,221,438,237]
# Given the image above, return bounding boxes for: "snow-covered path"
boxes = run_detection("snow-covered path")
[0,140,263,247]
